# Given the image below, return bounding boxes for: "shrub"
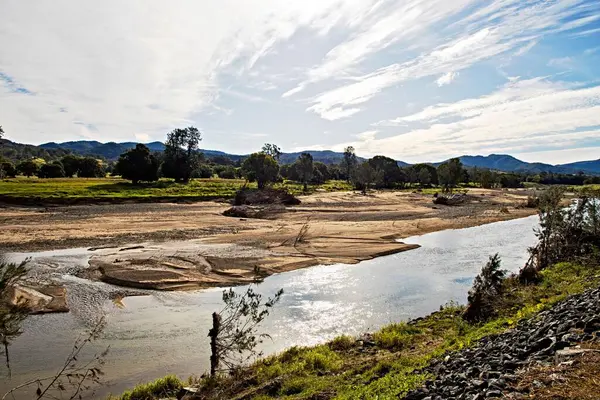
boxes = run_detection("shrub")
[329,335,355,351]
[373,323,423,350]
[463,254,507,322]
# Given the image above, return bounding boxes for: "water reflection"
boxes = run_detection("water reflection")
[1,215,539,398]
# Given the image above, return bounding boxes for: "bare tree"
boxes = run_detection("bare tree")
[208,287,283,376]
[3,318,109,400]
[0,261,28,377]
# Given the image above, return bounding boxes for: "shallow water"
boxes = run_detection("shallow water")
[1,216,539,398]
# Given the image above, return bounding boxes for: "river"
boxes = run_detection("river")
[0,215,539,398]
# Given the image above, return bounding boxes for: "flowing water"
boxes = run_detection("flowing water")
[1,215,539,398]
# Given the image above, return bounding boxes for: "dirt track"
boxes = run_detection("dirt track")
[0,188,537,291]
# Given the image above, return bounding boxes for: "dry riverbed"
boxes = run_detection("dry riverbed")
[0,188,536,310]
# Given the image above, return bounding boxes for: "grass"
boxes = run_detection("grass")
[109,375,183,400]
[0,177,353,204]
[123,260,598,400]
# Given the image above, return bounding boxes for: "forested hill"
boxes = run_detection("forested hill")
[38,141,362,164]
[1,139,599,174]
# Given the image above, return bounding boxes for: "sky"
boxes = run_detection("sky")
[1,0,600,164]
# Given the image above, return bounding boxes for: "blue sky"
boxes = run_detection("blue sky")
[1,0,599,164]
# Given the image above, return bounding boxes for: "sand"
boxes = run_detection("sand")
[0,188,537,293]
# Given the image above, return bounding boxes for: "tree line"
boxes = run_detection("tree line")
[2,124,599,188]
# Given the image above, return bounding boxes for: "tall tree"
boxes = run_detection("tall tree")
[296,152,314,191]
[437,158,464,192]
[161,126,202,182]
[60,155,82,177]
[418,168,431,187]
[115,144,160,184]
[342,146,358,182]
[368,156,402,188]
[0,125,4,140]
[241,153,279,189]
[16,160,39,177]
[78,157,105,178]
[38,161,65,178]
[261,143,281,163]
[353,162,382,194]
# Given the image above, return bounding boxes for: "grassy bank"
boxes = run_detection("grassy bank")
[111,261,599,400]
[0,177,352,205]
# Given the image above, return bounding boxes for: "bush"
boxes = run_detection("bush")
[463,254,507,322]
[329,335,355,351]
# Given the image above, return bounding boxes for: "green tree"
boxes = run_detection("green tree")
[77,157,104,178]
[0,162,16,178]
[437,158,464,192]
[418,168,431,187]
[161,126,202,182]
[218,166,237,179]
[114,144,160,184]
[38,161,66,178]
[16,160,39,177]
[312,162,330,184]
[60,155,82,177]
[192,164,213,179]
[342,146,358,182]
[296,152,314,191]
[261,143,281,162]
[241,153,279,189]
[353,162,382,194]
[368,156,402,188]
[412,164,438,185]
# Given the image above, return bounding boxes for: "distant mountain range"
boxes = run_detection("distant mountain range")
[2,139,598,175]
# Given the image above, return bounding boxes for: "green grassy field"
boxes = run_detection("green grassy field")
[0,177,353,204]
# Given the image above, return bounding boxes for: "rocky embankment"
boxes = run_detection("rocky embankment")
[405,287,600,400]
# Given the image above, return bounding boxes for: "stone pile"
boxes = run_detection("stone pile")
[405,287,600,400]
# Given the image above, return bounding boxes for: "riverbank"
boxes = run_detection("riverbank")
[115,260,600,400]
[0,188,536,293]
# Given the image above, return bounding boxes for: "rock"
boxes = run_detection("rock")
[555,348,599,363]
[402,287,600,400]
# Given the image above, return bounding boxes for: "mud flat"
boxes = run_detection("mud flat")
[0,188,536,293]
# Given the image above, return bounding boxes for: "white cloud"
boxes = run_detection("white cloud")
[355,130,377,141]
[548,57,576,70]
[584,47,600,55]
[304,0,598,120]
[436,72,459,87]
[351,77,600,162]
[134,133,150,141]
[512,40,538,57]
[0,0,393,143]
